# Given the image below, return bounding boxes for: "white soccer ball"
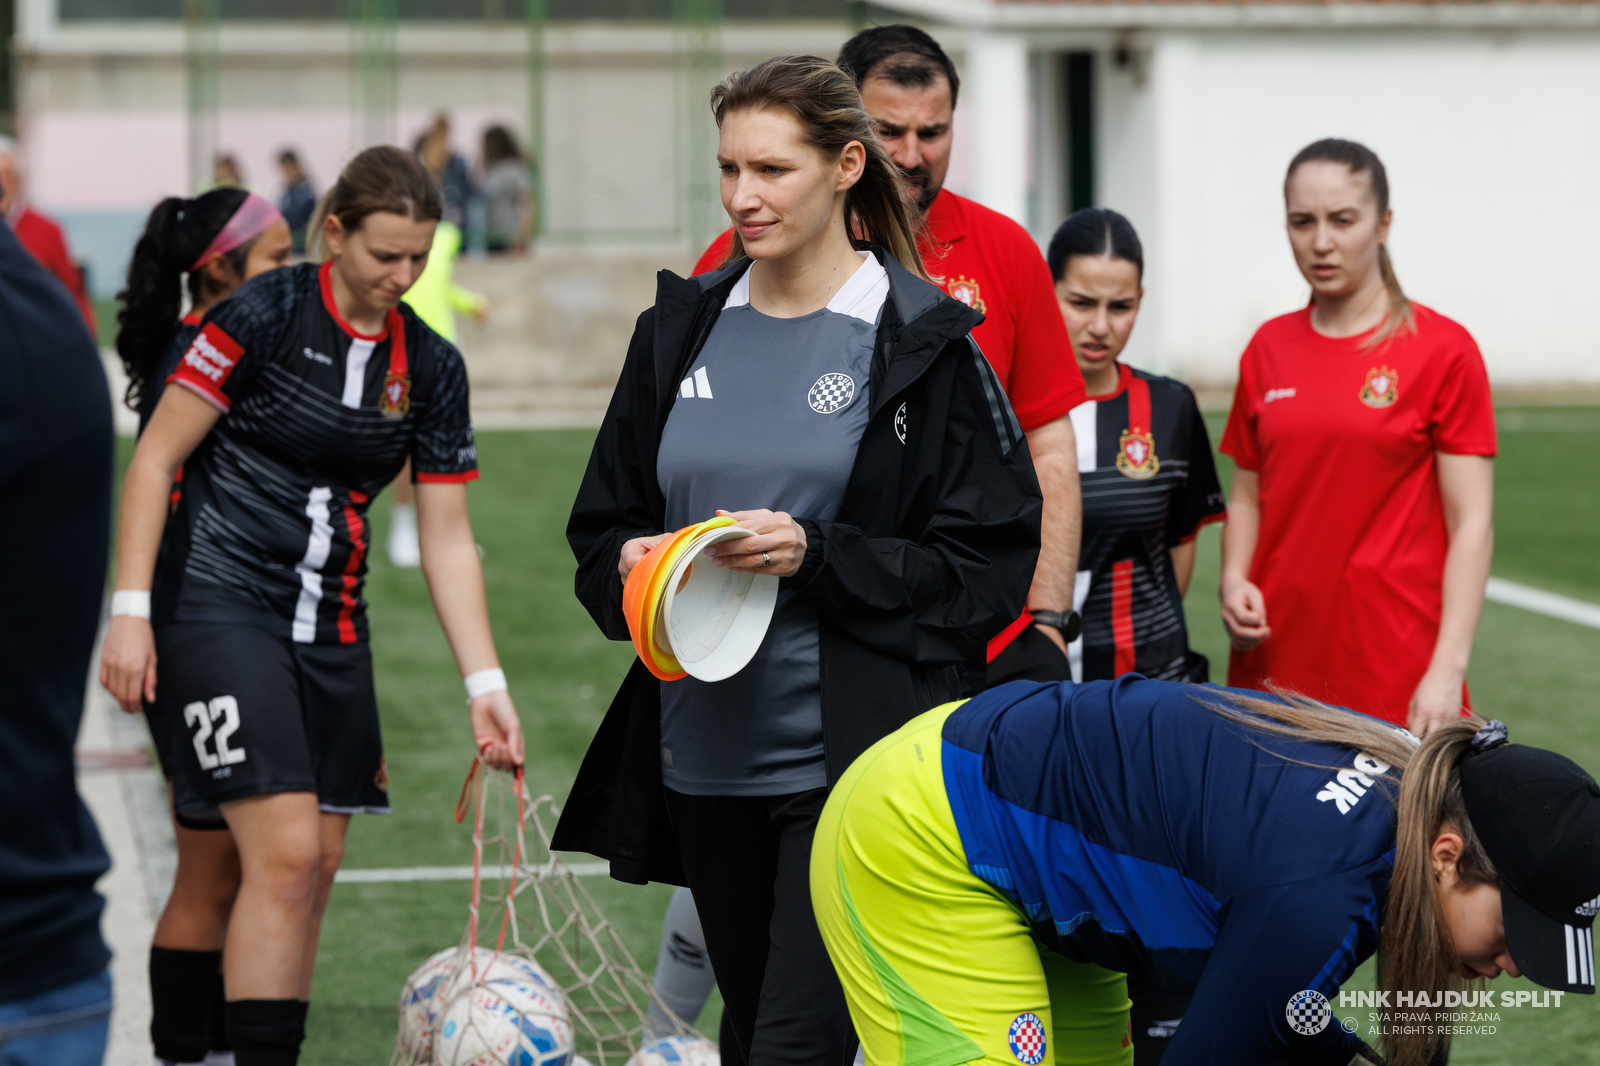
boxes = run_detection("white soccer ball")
[399,947,461,1062]
[434,969,574,1066]
[400,947,563,1064]
[625,1036,720,1066]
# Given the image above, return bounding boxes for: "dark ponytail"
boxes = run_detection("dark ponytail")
[1046,207,1144,284]
[1285,138,1414,347]
[115,187,252,410]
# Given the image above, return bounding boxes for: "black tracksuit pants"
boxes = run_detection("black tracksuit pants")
[664,788,856,1066]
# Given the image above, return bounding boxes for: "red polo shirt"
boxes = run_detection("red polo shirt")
[692,188,1084,431]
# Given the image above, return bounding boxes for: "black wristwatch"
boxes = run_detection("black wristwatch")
[1030,609,1082,643]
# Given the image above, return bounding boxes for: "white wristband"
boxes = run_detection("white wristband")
[464,668,508,700]
[111,590,151,620]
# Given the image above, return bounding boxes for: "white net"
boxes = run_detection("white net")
[392,762,710,1066]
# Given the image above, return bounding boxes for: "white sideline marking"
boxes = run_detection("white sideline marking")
[1486,578,1600,630]
[336,861,610,884]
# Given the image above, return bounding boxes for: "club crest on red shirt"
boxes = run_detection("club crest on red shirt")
[1360,365,1399,409]
[380,371,411,419]
[946,275,987,314]
[1117,427,1159,479]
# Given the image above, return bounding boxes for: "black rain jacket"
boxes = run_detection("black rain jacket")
[552,247,1042,885]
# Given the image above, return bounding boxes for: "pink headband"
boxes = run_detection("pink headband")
[190,192,282,270]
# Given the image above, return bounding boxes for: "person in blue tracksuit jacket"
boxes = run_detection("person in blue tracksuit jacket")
[813,677,1600,1066]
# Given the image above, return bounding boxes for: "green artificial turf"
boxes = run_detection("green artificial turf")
[116,414,1600,1062]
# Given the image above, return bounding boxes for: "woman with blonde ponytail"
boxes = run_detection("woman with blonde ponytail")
[558,54,1042,1066]
[811,677,1600,1066]
[1220,138,1496,737]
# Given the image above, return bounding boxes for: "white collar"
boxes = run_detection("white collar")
[724,251,889,325]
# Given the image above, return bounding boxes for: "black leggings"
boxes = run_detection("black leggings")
[664,787,856,1066]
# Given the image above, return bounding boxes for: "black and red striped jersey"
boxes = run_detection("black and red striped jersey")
[1066,363,1224,682]
[152,261,478,645]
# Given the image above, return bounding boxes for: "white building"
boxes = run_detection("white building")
[892,0,1600,386]
[13,0,1600,386]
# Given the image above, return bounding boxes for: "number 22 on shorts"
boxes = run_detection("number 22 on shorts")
[184,695,248,770]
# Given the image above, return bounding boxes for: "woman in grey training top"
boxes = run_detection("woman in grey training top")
[555,55,1042,1066]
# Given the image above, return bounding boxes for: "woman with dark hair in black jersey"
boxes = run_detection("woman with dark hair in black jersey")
[988,208,1224,692]
[115,188,292,1066]
[119,189,294,432]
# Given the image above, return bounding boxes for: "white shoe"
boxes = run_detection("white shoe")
[387,503,421,568]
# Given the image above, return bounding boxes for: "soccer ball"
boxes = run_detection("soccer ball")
[400,947,461,1062]
[625,1037,720,1066]
[434,966,573,1066]
[400,947,563,1064]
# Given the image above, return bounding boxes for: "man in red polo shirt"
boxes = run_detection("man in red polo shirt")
[693,25,1085,668]
[0,137,97,340]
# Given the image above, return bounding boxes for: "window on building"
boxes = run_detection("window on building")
[1064,50,1094,212]
[60,0,852,19]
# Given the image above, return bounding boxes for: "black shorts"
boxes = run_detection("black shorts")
[145,623,390,831]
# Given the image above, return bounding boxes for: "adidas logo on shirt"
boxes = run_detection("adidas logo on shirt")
[680,367,713,399]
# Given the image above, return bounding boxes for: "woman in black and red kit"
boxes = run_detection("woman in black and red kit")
[988,208,1224,692]
[101,147,525,1066]
[115,186,293,1066]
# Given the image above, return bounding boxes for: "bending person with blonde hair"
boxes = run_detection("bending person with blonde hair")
[815,678,1599,1066]
[557,54,1041,1066]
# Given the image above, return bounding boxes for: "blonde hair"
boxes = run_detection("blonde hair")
[1285,138,1415,349]
[1208,690,1497,1066]
[709,54,929,282]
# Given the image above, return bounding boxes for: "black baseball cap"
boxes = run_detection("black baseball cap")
[1460,725,1600,994]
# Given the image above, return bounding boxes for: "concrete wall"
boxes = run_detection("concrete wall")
[450,247,696,424]
[1085,28,1600,387]
[19,1,1599,390]
[12,10,857,295]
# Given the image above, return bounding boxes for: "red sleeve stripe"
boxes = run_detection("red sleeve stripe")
[168,322,243,411]
[985,611,1035,664]
[415,470,480,484]
[1175,510,1228,545]
[169,376,231,413]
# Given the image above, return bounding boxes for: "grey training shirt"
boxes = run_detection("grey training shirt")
[655,252,889,796]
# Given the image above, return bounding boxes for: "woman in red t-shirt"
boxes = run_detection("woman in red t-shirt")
[1219,139,1496,735]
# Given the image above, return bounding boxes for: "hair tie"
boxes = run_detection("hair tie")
[190,192,282,271]
[1469,719,1509,754]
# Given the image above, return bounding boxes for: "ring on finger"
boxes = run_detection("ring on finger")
[762,552,772,567]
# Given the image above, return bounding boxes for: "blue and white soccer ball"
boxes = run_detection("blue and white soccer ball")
[399,947,461,1062]
[624,1036,720,1066]
[433,965,574,1066]
[399,947,564,1064]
